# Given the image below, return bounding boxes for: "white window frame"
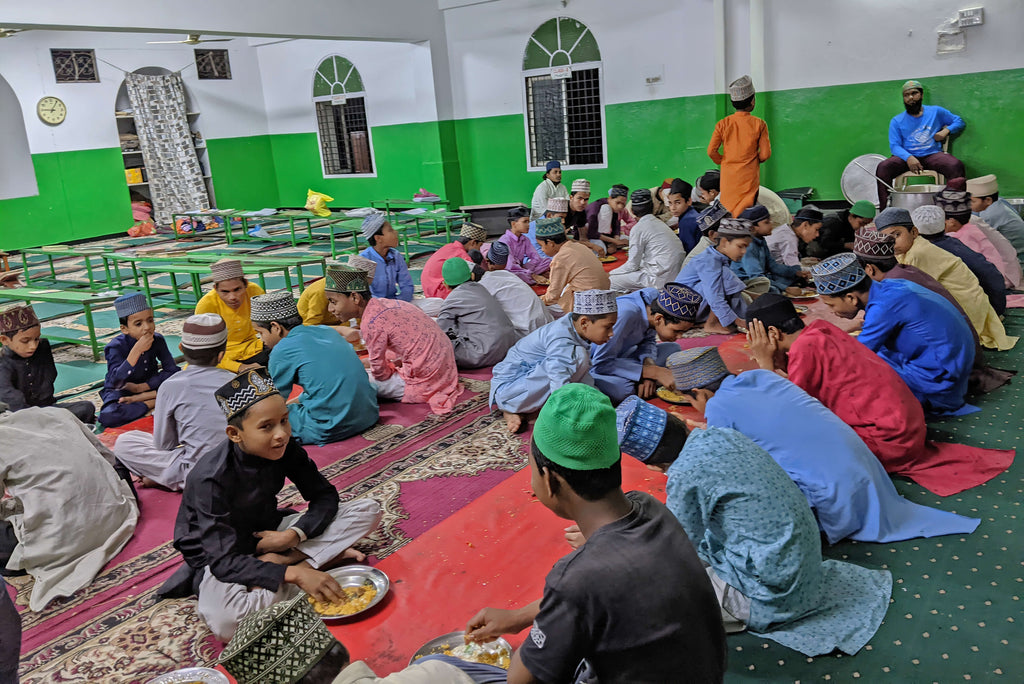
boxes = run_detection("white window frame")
[521,60,607,173]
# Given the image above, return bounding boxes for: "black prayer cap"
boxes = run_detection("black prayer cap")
[216,367,281,421]
[698,170,721,192]
[669,178,693,198]
[746,293,801,330]
[507,206,530,221]
[793,206,824,223]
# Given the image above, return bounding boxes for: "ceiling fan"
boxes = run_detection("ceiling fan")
[147,34,232,45]
[0,28,26,38]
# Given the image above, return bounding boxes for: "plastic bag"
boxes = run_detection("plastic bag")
[305,189,334,217]
[128,220,155,237]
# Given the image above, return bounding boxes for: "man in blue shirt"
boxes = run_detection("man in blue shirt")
[358,213,414,301]
[876,79,965,209]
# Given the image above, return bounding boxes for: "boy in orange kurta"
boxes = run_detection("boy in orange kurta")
[708,75,771,218]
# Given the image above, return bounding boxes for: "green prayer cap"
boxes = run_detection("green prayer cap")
[535,217,565,239]
[533,384,620,471]
[442,257,472,287]
[850,200,877,219]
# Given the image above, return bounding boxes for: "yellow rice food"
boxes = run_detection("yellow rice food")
[307,582,377,617]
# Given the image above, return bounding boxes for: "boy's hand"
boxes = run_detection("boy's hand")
[132,332,155,354]
[564,524,585,549]
[123,381,150,394]
[255,529,300,554]
[637,378,656,399]
[465,607,527,643]
[236,362,262,373]
[286,565,344,604]
[746,319,777,371]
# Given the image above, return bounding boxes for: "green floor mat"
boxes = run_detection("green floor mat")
[53,360,108,395]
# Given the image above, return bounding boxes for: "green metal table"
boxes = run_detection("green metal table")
[19,246,116,289]
[0,287,118,360]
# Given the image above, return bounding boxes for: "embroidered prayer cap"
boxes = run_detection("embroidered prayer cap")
[967,174,998,197]
[211,258,245,283]
[793,206,825,222]
[487,240,510,265]
[442,257,472,287]
[114,292,149,319]
[669,178,693,198]
[0,305,39,336]
[181,313,228,350]
[360,211,388,240]
[250,291,299,325]
[849,200,877,219]
[902,79,923,93]
[667,347,730,391]
[545,160,561,172]
[219,593,336,684]
[811,253,868,295]
[324,264,370,293]
[459,222,488,242]
[215,367,281,421]
[696,202,731,234]
[573,289,618,316]
[853,228,896,261]
[934,178,971,213]
[874,207,915,232]
[911,204,947,236]
[630,188,653,210]
[656,283,701,322]
[608,184,629,199]
[728,74,755,101]
[347,254,377,281]
[746,292,801,330]
[533,383,620,471]
[535,217,566,239]
[570,178,591,194]
[546,196,569,214]
[739,204,770,223]
[616,395,668,464]
[715,217,754,239]
[507,205,530,221]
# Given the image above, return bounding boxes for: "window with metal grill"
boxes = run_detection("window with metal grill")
[195,49,232,80]
[315,97,373,176]
[51,49,98,83]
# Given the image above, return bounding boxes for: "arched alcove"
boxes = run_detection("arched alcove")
[0,73,40,200]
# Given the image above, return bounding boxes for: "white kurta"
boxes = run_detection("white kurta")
[1,407,137,610]
[765,224,800,267]
[608,214,686,293]
[114,364,234,490]
[479,269,554,337]
[530,178,569,220]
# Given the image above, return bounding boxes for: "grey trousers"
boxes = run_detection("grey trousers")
[197,498,382,641]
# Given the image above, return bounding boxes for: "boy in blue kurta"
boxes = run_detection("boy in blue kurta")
[590,283,701,404]
[675,217,753,334]
[250,291,378,445]
[812,252,976,415]
[490,289,618,433]
[615,395,892,656]
[668,346,979,544]
[731,204,809,293]
[99,293,180,428]
[357,212,414,301]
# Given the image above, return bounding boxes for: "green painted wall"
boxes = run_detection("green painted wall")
[205,135,280,208]
[0,148,131,251]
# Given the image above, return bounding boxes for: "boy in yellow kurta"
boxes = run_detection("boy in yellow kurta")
[708,75,771,218]
[195,259,265,371]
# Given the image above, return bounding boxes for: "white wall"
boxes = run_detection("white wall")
[255,39,438,136]
[0,30,269,154]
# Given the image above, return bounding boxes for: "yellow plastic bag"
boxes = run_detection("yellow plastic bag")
[305,189,334,217]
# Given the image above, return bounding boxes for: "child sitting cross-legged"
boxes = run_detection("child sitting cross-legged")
[99,293,180,428]
[158,367,383,641]
[676,217,755,334]
[113,313,234,490]
[436,258,520,369]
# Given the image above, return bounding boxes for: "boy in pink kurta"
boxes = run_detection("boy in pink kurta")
[360,298,463,414]
[937,178,1022,289]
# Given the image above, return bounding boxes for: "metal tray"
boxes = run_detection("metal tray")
[409,631,513,668]
[306,564,389,622]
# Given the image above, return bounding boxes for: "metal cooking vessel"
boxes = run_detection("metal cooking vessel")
[889,185,939,212]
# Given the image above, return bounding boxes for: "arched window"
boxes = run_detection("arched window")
[522,17,604,170]
[313,55,374,176]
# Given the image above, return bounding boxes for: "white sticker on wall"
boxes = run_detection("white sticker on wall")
[550,65,572,80]
[331,93,347,106]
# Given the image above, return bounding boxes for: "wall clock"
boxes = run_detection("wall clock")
[37,96,67,125]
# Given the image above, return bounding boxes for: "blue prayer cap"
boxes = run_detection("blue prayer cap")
[114,292,149,319]
[667,347,730,391]
[545,160,561,172]
[656,283,701,322]
[874,207,914,232]
[739,204,770,224]
[811,253,868,295]
[616,396,668,463]
[361,212,387,240]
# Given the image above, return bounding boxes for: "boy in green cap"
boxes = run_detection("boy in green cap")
[465,383,726,683]
[809,202,875,259]
[436,258,520,369]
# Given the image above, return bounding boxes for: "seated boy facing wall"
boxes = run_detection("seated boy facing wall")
[158,367,383,642]
[436,258,520,370]
[0,304,96,424]
[465,384,726,682]
[113,313,234,490]
[250,290,378,445]
[99,293,180,428]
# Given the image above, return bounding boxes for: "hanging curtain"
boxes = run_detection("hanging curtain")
[124,72,209,226]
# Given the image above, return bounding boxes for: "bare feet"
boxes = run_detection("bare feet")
[702,322,735,335]
[341,547,366,563]
[257,551,298,566]
[138,476,173,491]
[502,410,522,433]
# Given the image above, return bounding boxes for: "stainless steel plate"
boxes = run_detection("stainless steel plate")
[306,564,389,622]
[409,631,513,668]
[147,668,229,684]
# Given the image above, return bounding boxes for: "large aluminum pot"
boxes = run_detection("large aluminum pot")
[889,185,941,212]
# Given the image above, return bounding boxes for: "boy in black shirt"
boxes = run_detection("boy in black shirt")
[465,383,725,684]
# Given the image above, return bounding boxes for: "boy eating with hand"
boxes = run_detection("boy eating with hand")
[99,292,180,428]
[159,367,383,641]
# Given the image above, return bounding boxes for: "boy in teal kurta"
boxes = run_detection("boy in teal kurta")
[250,291,378,445]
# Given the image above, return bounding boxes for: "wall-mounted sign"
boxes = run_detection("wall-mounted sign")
[550,65,572,80]
[331,93,347,106]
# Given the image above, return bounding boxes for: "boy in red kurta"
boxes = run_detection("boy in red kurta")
[708,75,771,218]
[744,294,1014,497]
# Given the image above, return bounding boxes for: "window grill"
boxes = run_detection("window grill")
[525,68,603,167]
[195,49,232,80]
[51,49,98,83]
[315,96,372,176]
